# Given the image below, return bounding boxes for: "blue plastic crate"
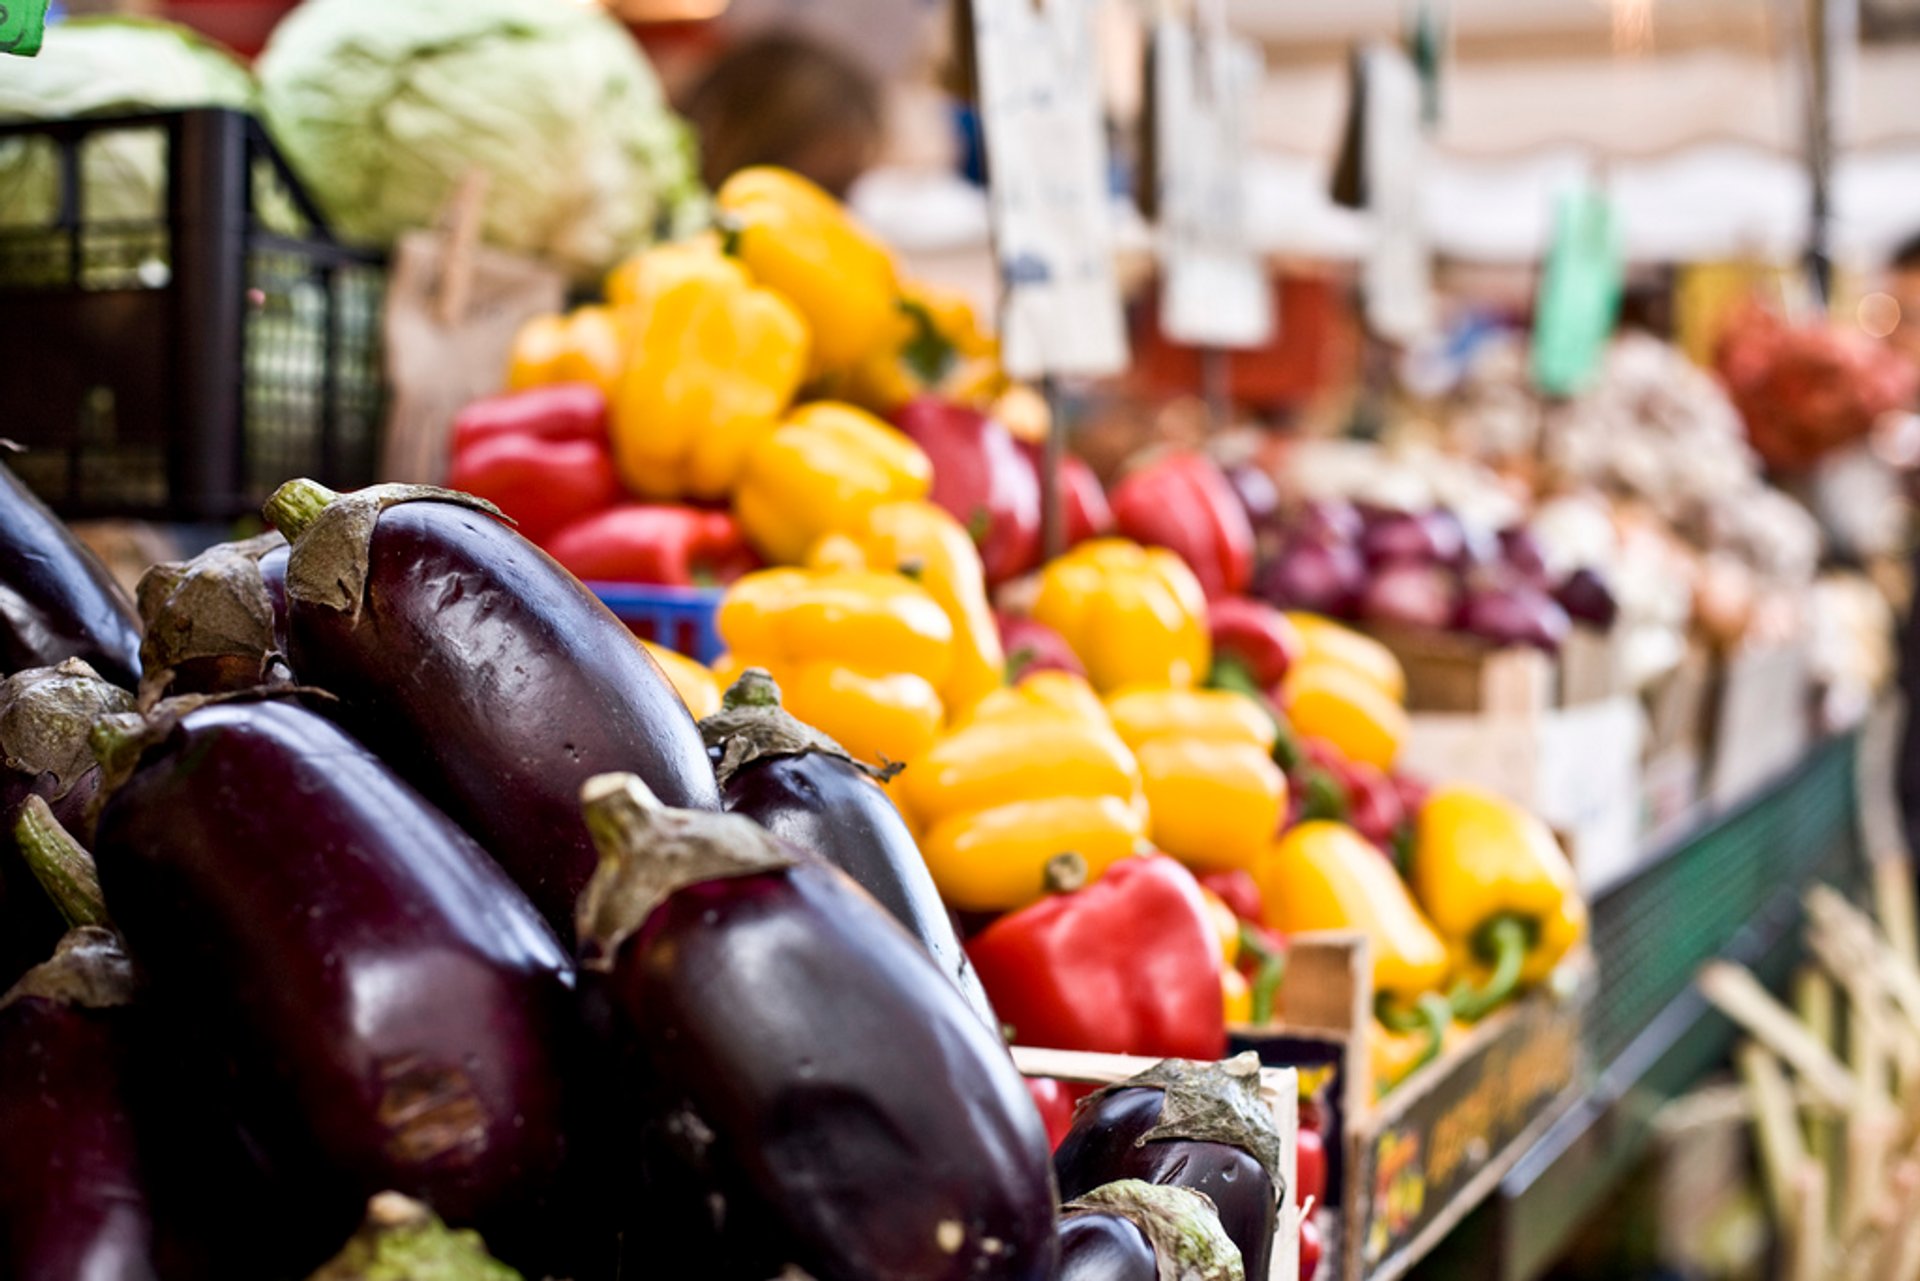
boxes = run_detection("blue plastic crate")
[592,582,725,664]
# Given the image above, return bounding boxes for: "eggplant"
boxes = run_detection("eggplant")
[90,696,576,1261]
[1057,1182,1245,1281]
[0,660,133,985]
[576,773,1057,1280]
[263,479,719,935]
[1054,1056,1283,1281]
[700,668,998,1030]
[308,1193,523,1281]
[135,532,294,699]
[0,458,143,689]
[0,928,157,1281]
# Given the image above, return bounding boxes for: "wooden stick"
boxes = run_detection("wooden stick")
[1878,857,1920,974]
[1741,1042,1809,1229]
[1704,961,1859,1109]
[1872,1160,1920,1281]
[1846,1108,1897,1239]
[1799,967,1840,1184]
[1790,1158,1829,1281]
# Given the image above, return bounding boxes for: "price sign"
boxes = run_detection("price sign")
[968,0,1128,380]
[1153,8,1273,349]
[1,0,49,56]
[1353,43,1436,343]
[1530,187,1622,397]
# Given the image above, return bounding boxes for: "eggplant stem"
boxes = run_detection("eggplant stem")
[1447,914,1531,1023]
[11,796,109,928]
[721,667,782,710]
[1239,923,1287,1026]
[262,478,340,542]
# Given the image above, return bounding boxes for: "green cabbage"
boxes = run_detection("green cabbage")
[258,0,705,283]
[0,17,255,229]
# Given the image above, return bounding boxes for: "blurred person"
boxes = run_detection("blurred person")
[679,30,883,199]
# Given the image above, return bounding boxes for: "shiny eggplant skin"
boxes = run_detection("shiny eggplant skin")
[719,752,997,1028]
[1055,1213,1158,1281]
[0,933,156,1281]
[285,501,718,933]
[258,541,290,653]
[587,862,1057,1280]
[92,700,576,1256]
[0,461,143,690]
[1055,1087,1276,1281]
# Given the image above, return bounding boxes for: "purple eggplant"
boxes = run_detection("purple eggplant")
[576,773,1057,1280]
[1359,560,1459,631]
[135,532,294,700]
[1057,1182,1245,1281]
[1256,534,1365,618]
[1054,1056,1282,1281]
[0,458,143,690]
[0,928,157,1281]
[0,660,133,985]
[1555,566,1619,629]
[90,696,575,1259]
[701,668,998,1030]
[262,480,719,936]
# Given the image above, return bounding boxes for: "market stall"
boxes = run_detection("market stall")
[0,0,1914,1278]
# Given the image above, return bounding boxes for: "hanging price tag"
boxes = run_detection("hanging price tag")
[1,0,50,56]
[1530,187,1622,397]
[968,0,1128,380]
[1351,43,1436,343]
[1152,9,1273,350]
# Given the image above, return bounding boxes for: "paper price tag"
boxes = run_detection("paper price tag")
[1153,13,1273,349]
[1354,43,1436,343]
[1,0,49,56]
[969,0,1128,380]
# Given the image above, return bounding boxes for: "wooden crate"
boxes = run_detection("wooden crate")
[1365,623,1628,716]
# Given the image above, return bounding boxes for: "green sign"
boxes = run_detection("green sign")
[1,0,49,56]
[1531,188,1623,398]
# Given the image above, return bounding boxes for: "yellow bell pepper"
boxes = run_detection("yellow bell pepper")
[1284,612,1406,703]
[1410,785,1588,1021]
[1371,1019,1438,1098]
[506,306,626,395]
[835,279,1006,414]
[1257,821,1451,1045]
[608,239,810,501]
[716,166,903,379]
[641,640,721,720]
[1222,966,1254,1026]
[1030,540,1210,693]
[716,566,953,767]
[962,668,1110,730]
[900,673,1149,913]
[810,501,1004,715]
[734,402,933,566]
[1105,687,1287,875]
[1282,662,1409,771]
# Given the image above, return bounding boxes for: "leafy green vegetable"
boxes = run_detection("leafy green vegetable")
[258,0,706,282]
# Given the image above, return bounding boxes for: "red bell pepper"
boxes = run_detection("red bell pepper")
[968,853,1226,1061]
[450,382,608,452]
[997,611,1088,683]
[1209,596,1303,690]
[1198,869,1264,925]
[1110,453,1255,599]
[1023,1076,1081,1151]
[542,504,759,587]
[891,397,1043,585]
[1016,441,1113,549]
[446,432,620,543]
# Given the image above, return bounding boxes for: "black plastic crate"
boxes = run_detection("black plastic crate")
[0,108,385,521]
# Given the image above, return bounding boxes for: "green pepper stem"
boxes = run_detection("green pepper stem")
[261,478,339,542]
[1043,851,1089,895]
[1374,991,1451,1077]
[1448,914,1532,1023]
[12,796,109,929]
[1239,923,1287,1026]
[720,668,782,711]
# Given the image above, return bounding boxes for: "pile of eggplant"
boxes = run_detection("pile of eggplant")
[0,465,1289,1281]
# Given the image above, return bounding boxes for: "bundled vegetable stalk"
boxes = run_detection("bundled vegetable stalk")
[263,479,719,935]
[575,772,1057,1280]
[90,694,578,1269]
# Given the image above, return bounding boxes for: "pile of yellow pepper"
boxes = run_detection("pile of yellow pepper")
[507,165,1589,1104]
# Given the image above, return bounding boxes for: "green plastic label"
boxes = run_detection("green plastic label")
[1531,188,1623,398]
[0,0,49,56]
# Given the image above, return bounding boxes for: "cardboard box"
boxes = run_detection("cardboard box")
[1397,697,1646,892]
[1232,934,1591,1281]
[1011,1046,1302,1281]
